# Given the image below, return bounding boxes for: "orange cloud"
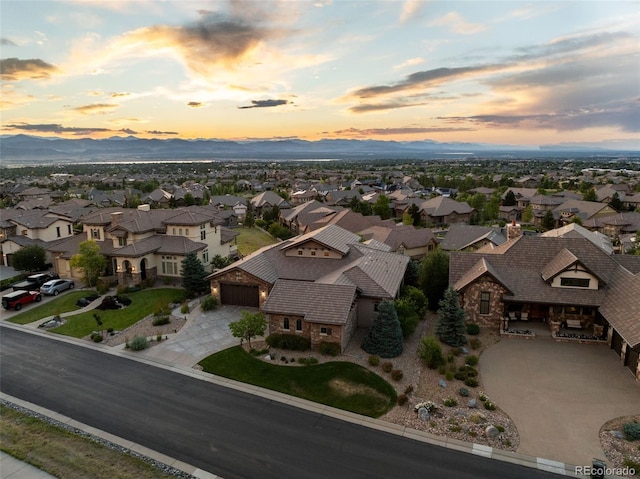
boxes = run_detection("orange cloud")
[0,57,60,81]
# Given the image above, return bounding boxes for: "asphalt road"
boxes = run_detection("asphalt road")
[0,327,559,479]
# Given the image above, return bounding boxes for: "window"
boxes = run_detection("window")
[560,277,590,288]
[162,261,178,275]
[179,228,183,235]
[298,250,303,256]
[565,306,580,315]
[91,229,100,240]
[202,249,209,263]
[324,251,330,257]
[56,226,61,237]
[480,292,490,315]
[374,302,380,312]
[311,251,316,256]
[296,319,302,331]
[283,317,290,330]
[320,327,332,336]
[185,228,189,236]
[200,228,206,241]
[67,225,72,235]
[118,237,127,247]
[173,228,176,235]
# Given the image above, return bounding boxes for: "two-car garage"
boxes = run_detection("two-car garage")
[219,283,260,308]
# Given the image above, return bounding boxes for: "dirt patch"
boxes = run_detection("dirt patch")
[600,415,640,477]
[329,378,389,402]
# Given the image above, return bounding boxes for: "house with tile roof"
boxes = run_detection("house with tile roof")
[450,233,640,380]
[440,224,506,252]
[208,224,409,352]
[413,196,474,226]
[48,205,237,285]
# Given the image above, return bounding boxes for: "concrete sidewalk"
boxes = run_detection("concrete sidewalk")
[0,451,57,479]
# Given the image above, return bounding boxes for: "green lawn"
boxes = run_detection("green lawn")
[199,346,397,417]
[235,227,278,256]
[50,288,185,338]
[7,291,91,325]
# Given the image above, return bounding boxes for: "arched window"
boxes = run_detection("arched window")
[296,319,302,331]
[283,317,290,330]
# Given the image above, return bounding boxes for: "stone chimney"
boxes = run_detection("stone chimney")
[111,212,123,225]
[506,220,521,241]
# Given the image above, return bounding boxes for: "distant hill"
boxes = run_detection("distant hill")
[0,134,637,165]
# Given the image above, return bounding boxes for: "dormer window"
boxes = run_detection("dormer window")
[560,277,590,288]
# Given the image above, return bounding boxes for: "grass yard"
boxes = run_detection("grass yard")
[7,291,91,325]
[0,404,178,479]
[199,346,397,417]
[50,288,185,338]
[235,227,278,256]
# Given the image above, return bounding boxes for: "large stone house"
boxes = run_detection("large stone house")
[449,233,640,381]
[208,224,409,352]
[412,196,474,226]
[48,205,237,285]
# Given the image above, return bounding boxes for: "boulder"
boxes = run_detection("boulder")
[468,399,478,408]
[438,379,447,388]
[485,425,500,438]
[609,430,625,440]
[418,407,430,421]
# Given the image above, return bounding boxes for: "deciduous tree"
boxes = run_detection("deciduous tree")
[70,240,107,287]
[229,310,267,347]
[418,248,449,311]
[12,245,46,272]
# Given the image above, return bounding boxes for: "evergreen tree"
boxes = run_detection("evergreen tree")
[12,244,47,272]
[408,203,421,226]
[503,190,517,206]
[609,192,623,211]
[418,248,449,311]
[582,187,597,202]
[361,301,403,358]
[372,194,392,220]
[436,287,467,347]
[181,251,209,297]
[542,210,556,231]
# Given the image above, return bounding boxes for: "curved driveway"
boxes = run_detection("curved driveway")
[480,336,640,466]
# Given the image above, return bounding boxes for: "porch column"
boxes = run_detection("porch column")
[636,360,640,382]
[620,342,627,364]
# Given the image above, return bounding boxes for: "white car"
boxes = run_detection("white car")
[40,279,75,296]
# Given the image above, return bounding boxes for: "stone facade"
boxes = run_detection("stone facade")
[267,313,348,352]
[459,277,508,328]
[210,267,271,308]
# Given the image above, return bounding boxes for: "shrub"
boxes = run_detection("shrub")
[484,401,497,411]
[444,397,458,407]
[156,334,162,342]
[465,355,479,366]
[623,422,640,441]
[90,333,103,343]
[298,357,319,366]
[469,338,482,350]
[152,316,170,326]
[447,353,455,363]
[496,425,505,433]
[445,371,454,381]
[391,369,404,381]
[452,347,463,356]
[458,387,469,397]
[404,385,414,395]
[266,333,311,351]
[418,335,445,369]
[438,365,446,375]
[96,280,110,295]
[200,295,218,311]
[464,377,479,388]
[368,355,380,366]
[318,341,340,356]
[466,323,480,335]
[129,335,148,351]
[450,425,462,432]
[397,394,408,406]
[381,361,393,373]
[479,392,489,402]
[97,296,120,310]
[454,365,478,381]
[107,327,114,333]
[281,356,287,362]
[180,303,190,314]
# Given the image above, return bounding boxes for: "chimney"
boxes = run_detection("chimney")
[111,212,123,225]
[137,204,150,211]
[506,220,521,241]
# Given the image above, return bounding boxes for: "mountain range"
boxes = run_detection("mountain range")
[1,134,638,165]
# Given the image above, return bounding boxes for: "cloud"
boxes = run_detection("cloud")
[331,126,474,137]
[187,101,204,108]
[72,103,119,114]
[238,99,289,109]
[146,130,179,135]
[399,0,424,23]
[4,123,113,135]
[349,100,430,113]
[0,57,60,80]
[111,92,130,98]
[1,38,17,46]
[119,128,138,135]
[393,57,424,70]
[428,12,487,35]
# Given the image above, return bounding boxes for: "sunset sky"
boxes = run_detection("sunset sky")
[1,0,639,147]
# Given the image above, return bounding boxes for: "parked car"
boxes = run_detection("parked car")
[12,272,60,291]
[40,279,75,296]
[2,289,42,310]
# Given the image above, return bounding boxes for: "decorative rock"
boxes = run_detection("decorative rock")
[485,425,500,438]
[418,407,430,421]
[462,347,469,355]
[438,379,447,388]
[610,430,625,440]
[468,399,478,408]
[265,354,273,360]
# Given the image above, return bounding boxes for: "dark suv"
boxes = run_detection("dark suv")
[2,289,42,310]
[12,272,59,291]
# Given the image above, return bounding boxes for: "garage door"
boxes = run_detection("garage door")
[220,283,260,307]
[611,330,623,356]
[625,346,639,375]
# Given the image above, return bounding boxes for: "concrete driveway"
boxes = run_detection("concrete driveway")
[481,336,640,467]
[133,305,251,367]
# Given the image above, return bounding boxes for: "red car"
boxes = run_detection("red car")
[2,289,42,310]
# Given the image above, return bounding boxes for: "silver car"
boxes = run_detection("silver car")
[40,279,75,296]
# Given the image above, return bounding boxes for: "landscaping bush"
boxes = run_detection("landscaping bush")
[454,365,478,381]
[464,377,479,388]
[445,372,454,381]
[465,355,479,366]
[391,369,403,381]
[469,338,482,350]
[438,365,446,375]
[381,361,393,373]
[444,397,458,407]
[96,280,110,295]
[180,303,189,314]
[266,333,311,351]
[368,354,380,366]
[484,400,497,411]
[496,425,505,433]
[404,385,414,395]
[458,387,469,397]
[200,295,218,311]
[152,316,170,326]
[129,335,148,351]
[623,422,640,441]
[298,357,319,366]
[97,296,120,310]
[418,335,445,369]
[397,394,408,406]
[318,341,340,356]
[90,333,103,343]
[466,323,480,335]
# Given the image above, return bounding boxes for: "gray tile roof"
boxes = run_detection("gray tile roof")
[440,224,505,251]
[419,196,473,217]
[598,267,640,347]
[540,248,579,282]
[282,224,361,255]
[261,279,357,324]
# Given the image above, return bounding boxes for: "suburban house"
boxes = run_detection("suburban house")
[48,205,237,285]
[440,224,507,252]
[413,196,474,226]
[250,191,289,216]
[449,232,640,381]
[358,224,439,259]
[208,224,409,352]
[552,199,618,226]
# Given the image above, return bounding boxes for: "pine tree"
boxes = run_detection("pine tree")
[181,252,209,298]
[361,301,403,358]
[436,287,467,347]
[418,248,449,310]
